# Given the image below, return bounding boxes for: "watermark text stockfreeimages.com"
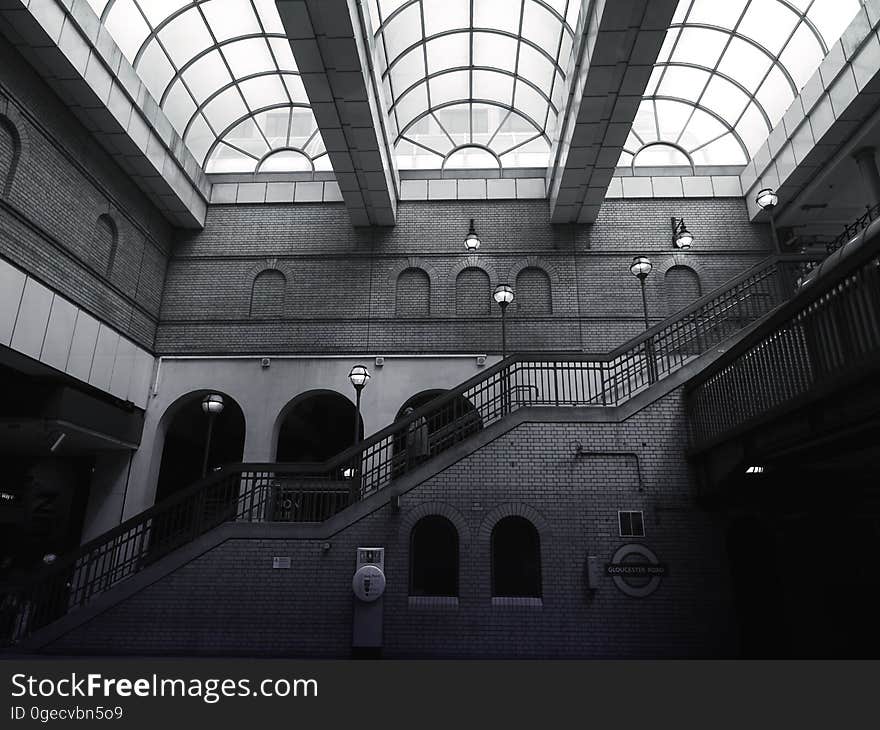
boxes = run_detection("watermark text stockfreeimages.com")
[10,672,318,705]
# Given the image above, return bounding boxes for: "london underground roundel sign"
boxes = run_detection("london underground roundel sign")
[605,544,667,598]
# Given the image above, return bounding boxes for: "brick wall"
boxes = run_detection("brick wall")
[47,388,736,658]
[158,198,772,354]
[456,267,491,316]
[0,34,172,350]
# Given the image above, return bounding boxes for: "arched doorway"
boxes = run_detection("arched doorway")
[154,391,246,505]
[275,390,363,463]
[393,390,483,472]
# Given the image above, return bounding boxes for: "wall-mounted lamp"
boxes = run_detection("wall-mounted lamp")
[671,217,694,249]
[756,188,780,252]
[464,218,480,251]
[755,188,778,211]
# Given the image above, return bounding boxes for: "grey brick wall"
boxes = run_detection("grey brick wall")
[0,34,172,350]
[158,198,772,354]
[47,387,736,658]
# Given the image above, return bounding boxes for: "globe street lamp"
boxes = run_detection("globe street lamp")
[629,257,657,384]
[347,365,370,502]
[493,284,514,360]
[348,365,370,447]
[200,393,225,478]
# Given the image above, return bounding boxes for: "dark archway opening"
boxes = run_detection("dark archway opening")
[276,391,363,463]
[393,390,483,473]
[726,516,787,658]
[410,515,459,597]
[492,516,542,598]
[155,393,245,505]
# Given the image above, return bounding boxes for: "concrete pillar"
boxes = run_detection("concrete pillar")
[853,147,880,207]
[80,452,131,542]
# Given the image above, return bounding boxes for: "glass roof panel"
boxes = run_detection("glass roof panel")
[86,0,330,173]
[624,0,861,168]
[370,0,581,168]
[633,144,693,167]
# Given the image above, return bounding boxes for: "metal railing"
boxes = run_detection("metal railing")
[825,202,880,254]
[688,228,880,451]
[0,254,817,646]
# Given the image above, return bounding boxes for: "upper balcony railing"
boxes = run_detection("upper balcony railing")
[0,254,819,646]
[687,222,880,453]
[825,202,880,255]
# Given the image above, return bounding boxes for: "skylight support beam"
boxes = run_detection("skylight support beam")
[1,0,209,228]
[547,0,678,224]
[278,0,398,226]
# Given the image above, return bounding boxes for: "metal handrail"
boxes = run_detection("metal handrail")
[0,253,819,645]
[687,218,880,451]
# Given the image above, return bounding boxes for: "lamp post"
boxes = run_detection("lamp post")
[200,393,225,478]
[630,257,657,384]
[671,217,694,249]
[756,187,780,252]
[493,284,514,360]
[493,284,514,418]
[347,365,370,499]
[348,365,370,447]
[464,218,481,252]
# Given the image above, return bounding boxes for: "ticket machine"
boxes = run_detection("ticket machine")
[352,547,385,653]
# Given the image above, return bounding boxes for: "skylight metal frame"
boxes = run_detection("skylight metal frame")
[622,0,860,168]
[368,0,581,170]
[88,0,330,173]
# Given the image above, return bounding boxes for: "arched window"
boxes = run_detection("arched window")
[410,516,459,597]
[515,267,552,315]
[491,516,541,598]
[455,267,490,316]
[0,116,20,196]
[94,214,118,276]
[664,265,702,317]
[396,267,430,317]
[250,269,286,318]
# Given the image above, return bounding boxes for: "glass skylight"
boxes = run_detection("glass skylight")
[367,0,581,170]
[621,0,861,169]
[86,0,330,174]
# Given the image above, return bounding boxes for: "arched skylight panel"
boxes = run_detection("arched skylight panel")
[396,103,546,169]
[621,99,745,168]
[633,144,694,168]
[369,0,579,168]
[204,105,330,173]
[87,0,328,173]
[628,0,861,167]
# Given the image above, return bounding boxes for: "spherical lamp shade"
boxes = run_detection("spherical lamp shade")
[464,218,481,251]
[630,256,653,279]
[348,365,371,389]
[756,188,778,211]
[201,393,225,415]
[493,284,515,306]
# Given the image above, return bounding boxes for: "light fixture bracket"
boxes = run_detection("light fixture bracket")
[671,217,694,249]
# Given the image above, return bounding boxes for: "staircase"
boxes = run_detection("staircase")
[0,254,819,646]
